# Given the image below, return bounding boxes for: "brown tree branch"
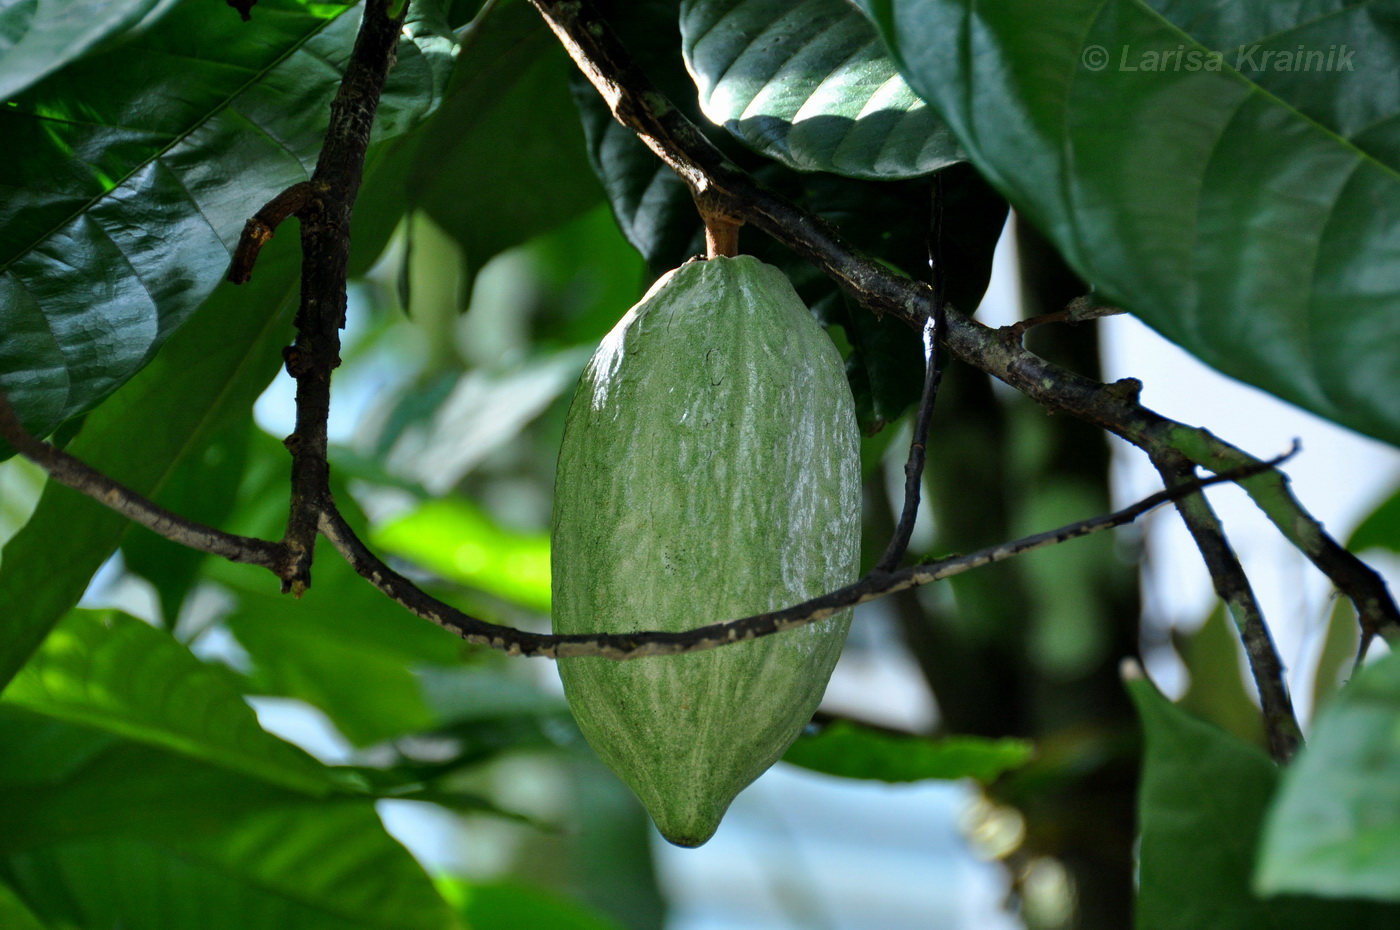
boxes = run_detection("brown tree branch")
[875,176,948,573]
[0,391,289,575]
[1154,450,1303,763]
[528,0,1400,649]
[875,313,941,573]
[320,455,1291,660]
[230,0,407,595]
[226,181,314,285]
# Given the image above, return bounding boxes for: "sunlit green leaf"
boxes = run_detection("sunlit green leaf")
[782,720,1032,782]
[441,879,626,930]
[681,0,961,179]
[861,0,1400,446]
[1311,600,1361,717]
[0,878,46,930]
[0,707,456,929]
[5,805,456,930]
[0,709,317,854]
[3,610,336,796]
[1257,653,1400,900]
[372,497,552,613]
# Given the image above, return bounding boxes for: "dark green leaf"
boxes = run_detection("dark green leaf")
[414,0,603,275]
[3,609,337,795]
[1131,673,1283,930]
[862,0,1400,447]
[569,0,709,274]
[0,0,452,438]
[1257,653,1400,900]
[444,879,626,930]
[935,162,1009,315]
[681,0,961,179]
[572,3,1000,434]
[1348,482,1400,554]
[0,0,178,100]
[782,720,1032,782]
[121,417,252,626]
[1129,673,1400,928]
[0,230,300,691]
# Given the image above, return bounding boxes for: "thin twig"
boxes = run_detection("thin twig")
[875,179,949,572]
[321,452,1294,660]
[0,391,288,575]
[876,314,940,572]
[528,0,1400,648]
[230,0,407,594]
[227,181,315,285]
[1154,450,1303,763]
[1005,295,1124,340]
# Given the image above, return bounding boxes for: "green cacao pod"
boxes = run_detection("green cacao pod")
[551,255,861,847]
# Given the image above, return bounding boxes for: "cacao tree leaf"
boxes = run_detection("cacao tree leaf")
[2,609,338,796]
[1347,482,1400,553]
[1256,653,1400,900]
[4,805,456,930]
[0,0,179,100]
[859,0,1400,447]
[410,0,603,280]
[372,497,552,612]
[1132,673,1286,930]
[1172,602,1266,749]
[0,232,300,691]
[1130,674,1400,929]
[680,0,961,179]
[0,0,453,439]
[782,720,1031,782]
[1311,600,1361,717]
[569,0,708,274]
[443,879,627,930]
[0,878,46,930]
[0,709,319,854]
[0,709,456,929]
[120,417,252,626]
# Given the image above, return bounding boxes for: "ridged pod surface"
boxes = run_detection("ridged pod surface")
[551,255,860,847]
